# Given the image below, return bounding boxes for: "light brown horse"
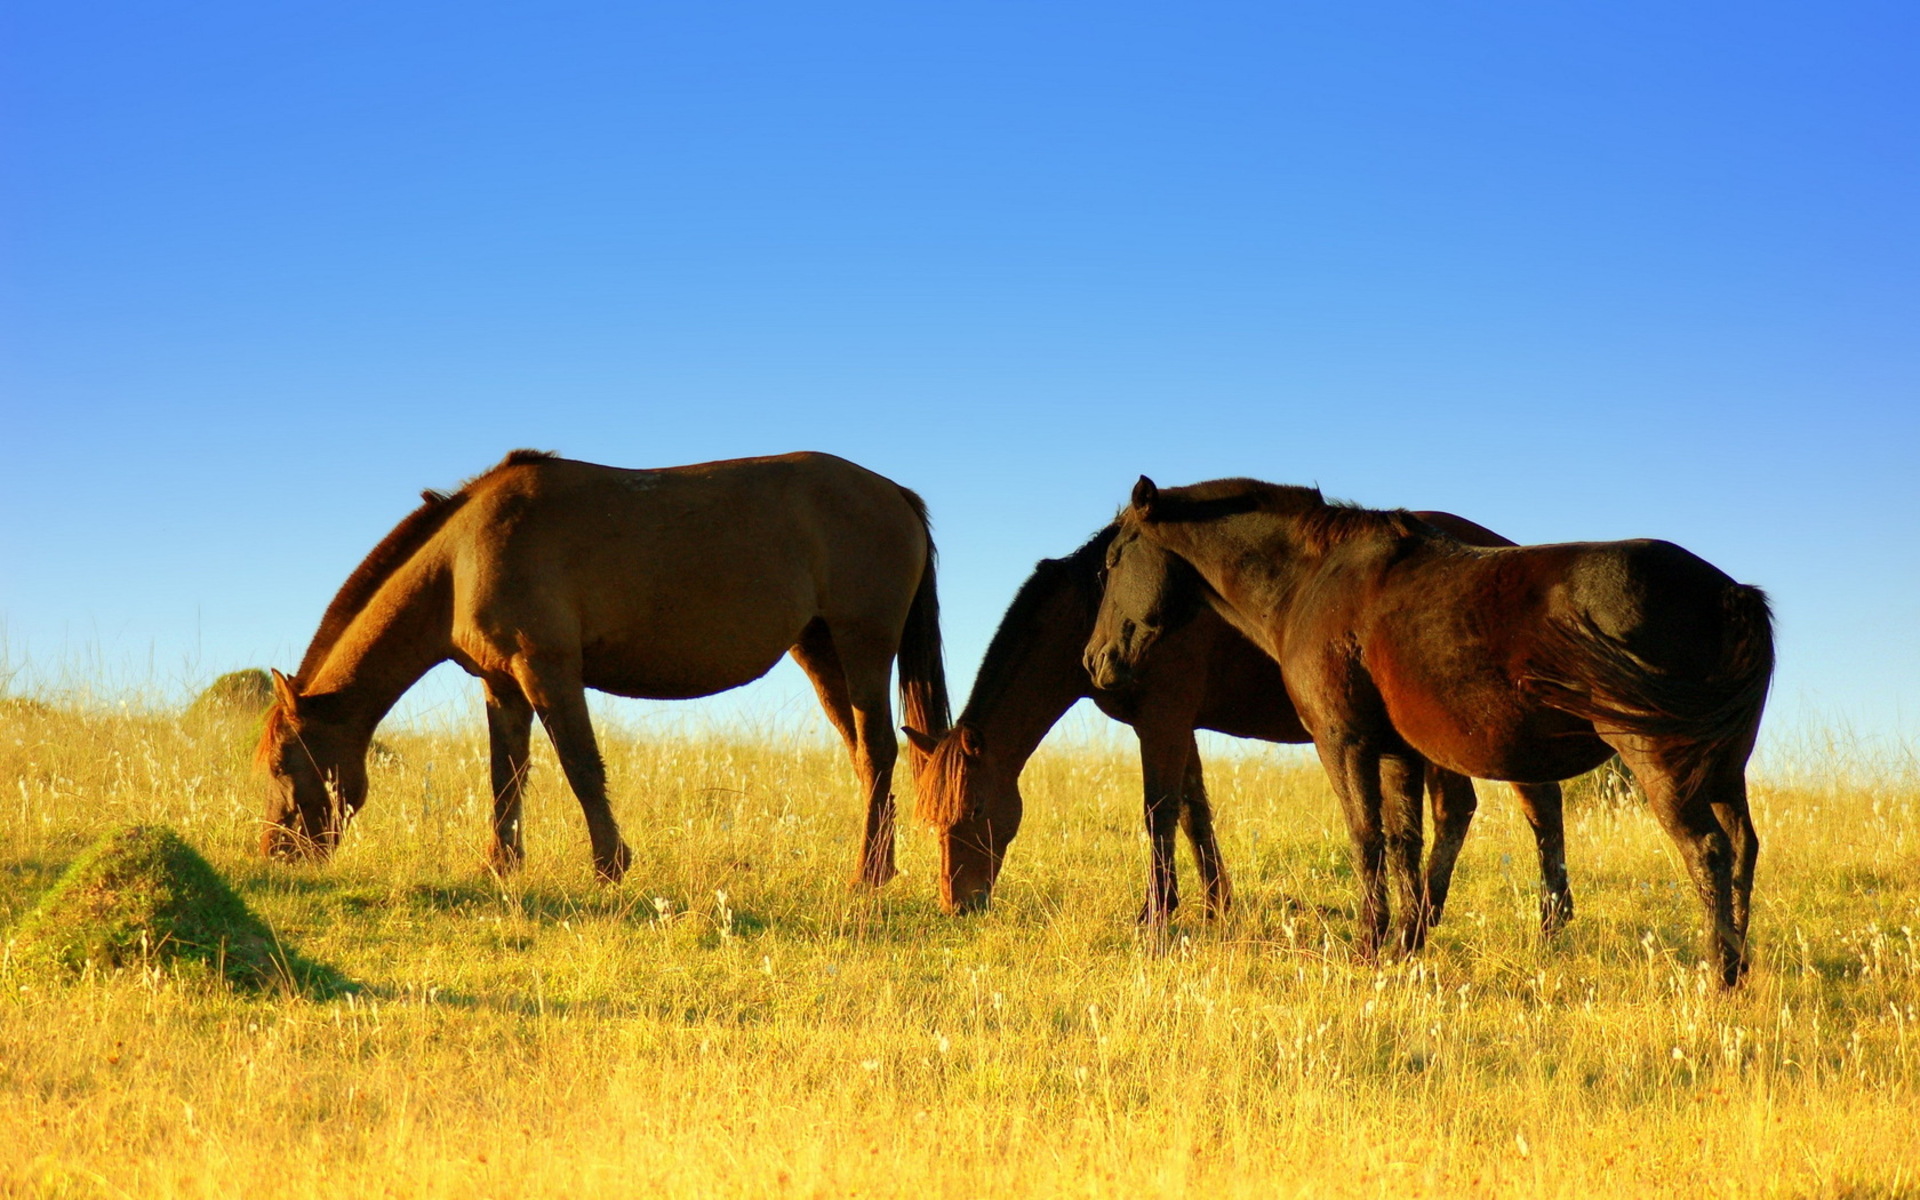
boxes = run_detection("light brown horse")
[1085,477,1772,986]
[907,518,1571,933]
[257,450,949,885]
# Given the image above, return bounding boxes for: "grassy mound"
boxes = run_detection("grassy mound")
[8,824,349,996]
[186,668,276,718]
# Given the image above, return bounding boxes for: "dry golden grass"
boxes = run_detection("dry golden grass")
[3,697,1918,1198]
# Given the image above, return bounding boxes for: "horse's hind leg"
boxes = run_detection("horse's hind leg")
[1421,765,1477,930]
[1710,772,1759,946]
[1177,737,1233,919]
[791,620,859,750]
[512,656,631,883]
[790,622,899,888]
[1617,743,1743,986]
[483,677,535,873]
[1511,782,1573,936]
[828,627,905,889]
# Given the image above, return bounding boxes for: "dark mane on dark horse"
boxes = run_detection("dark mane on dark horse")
[916,525,1113,826]
[959,526,1114,725]
[1139,478,1420,554]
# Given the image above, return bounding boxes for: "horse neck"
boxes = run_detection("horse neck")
[299,561,455,740]
[959,589,1095,776]
[1160,516,1318,651]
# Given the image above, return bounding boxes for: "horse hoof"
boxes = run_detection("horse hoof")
[849,865,898,890]
[487,843,526,876]
[1540,894,1575,938]
[945,889,991,916]
[595,843,632,884]
[1136,898,1179,926]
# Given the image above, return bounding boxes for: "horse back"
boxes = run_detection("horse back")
[445,452,931,694]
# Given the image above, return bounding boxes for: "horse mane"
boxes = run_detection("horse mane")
[290,449,559,686]
[963,525,1115,724]
[1143,478,1420,555]
[918,526,1115,827]
[499,448,558,467]
[290,491,465,683]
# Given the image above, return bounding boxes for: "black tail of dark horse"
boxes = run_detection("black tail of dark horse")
[1524,583,1775,795]
[895,486,952,780]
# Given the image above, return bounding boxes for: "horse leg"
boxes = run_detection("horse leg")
[512,656,631,883]
[1616,743,1744,987]
[1710,772,1760,948]
[834,630,904,889]
[483,676,535,873]
[1421,765,1477,930]
[1381,752,1428,955]
[1314,736,1391,959]
[1511,782,1574,937]
[791,620,860,751]
[1177,736,1233,919]
[1135,727,1191,928]
[791,624,898,888]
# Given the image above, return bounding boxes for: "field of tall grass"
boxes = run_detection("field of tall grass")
[3,694,1917,1198]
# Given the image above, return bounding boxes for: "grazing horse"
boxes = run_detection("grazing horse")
[907,515,1573,933]
[256,450,949,885]
[1084,477,1772,987]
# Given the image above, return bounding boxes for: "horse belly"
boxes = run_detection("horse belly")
[577,583,817,700]
[1370,642,1609,782]
[579,642,796,701]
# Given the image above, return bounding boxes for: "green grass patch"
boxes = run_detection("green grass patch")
[7,823,351,997]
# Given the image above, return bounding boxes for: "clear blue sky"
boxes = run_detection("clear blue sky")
[3,2,1916,755]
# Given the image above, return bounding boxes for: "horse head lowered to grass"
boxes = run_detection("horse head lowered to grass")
[257,449,948,886]
[907,513,1574,936]
[1085,476,1772,986]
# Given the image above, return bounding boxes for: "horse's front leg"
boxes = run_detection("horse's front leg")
[1177,736,1233,919]
[1380,752,1429,954]
[1510,782,1574,936]
[1135,727,1192,928]
[1314,734,1391,958]
[1421,764,1478,930]
[483,676,535,873]
[513,655,631,883]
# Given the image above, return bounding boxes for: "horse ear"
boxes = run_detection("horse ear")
[957,724,984,757]
[269,668,300,711]
[900,726,940,755]
[1131,476,1160,520]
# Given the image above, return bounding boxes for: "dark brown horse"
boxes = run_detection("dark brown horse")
[1085,477,1772,986]
[907,515,1573,932]
[257,450,948,885]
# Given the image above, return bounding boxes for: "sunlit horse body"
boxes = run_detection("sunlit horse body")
[1085,477,1772,986]
[909,515,1573,930]
[257,450,948,885]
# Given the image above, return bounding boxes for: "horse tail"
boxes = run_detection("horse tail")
[1523,583,1774,797]
[895,487,952,781]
